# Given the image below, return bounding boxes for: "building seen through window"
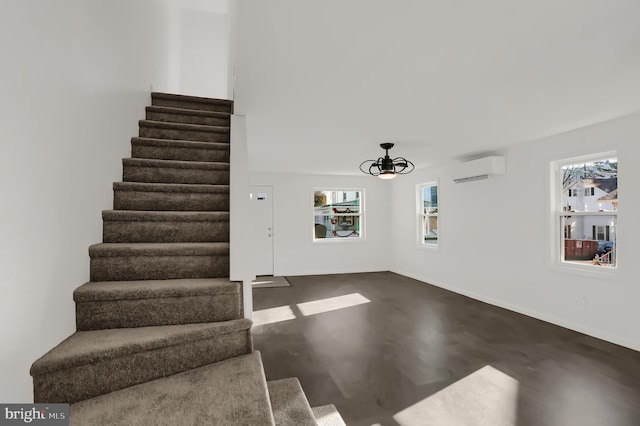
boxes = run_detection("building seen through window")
[419,183,438,246]
[313,190,363,240]
[559,156,617,267]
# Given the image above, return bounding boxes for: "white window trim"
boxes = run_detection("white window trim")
[416,181,439,250]
[312,188,365,243]
[550,151,618,276]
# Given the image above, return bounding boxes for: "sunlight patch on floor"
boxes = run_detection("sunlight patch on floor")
[252,305,296,326]
[297,293,371,316]
[393,365,519,426]
[253,293,371,326]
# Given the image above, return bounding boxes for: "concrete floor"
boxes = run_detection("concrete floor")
[252,272,640,426]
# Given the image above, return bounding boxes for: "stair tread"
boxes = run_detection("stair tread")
[102,210,229,222]
[89,242,229,257]
[268,378,317,426]
[30,319,251,375]
[146,105,231,118]
[74,278,239,302]
[113,181,229,193]
[69,351,274,426]
[312,405,347,426]
[139,119,230,134]
[131,137,229,150]
[122,157,229,170]
[151,92,233,106]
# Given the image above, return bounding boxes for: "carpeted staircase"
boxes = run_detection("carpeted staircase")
[29,93,344,426]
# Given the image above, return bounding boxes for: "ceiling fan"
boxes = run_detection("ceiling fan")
[359,143,415,179]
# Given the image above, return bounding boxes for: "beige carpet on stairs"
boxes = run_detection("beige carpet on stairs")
[69,351,275,426]
[312,405,347,426]
[268,377,316,425]
[29,92,346,425]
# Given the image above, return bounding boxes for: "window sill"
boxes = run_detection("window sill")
[550,261,620,280]
[312,237,366,244]
[417,243,439,251]
[561,210,617,216]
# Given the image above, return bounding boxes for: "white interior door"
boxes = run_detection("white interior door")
[249,185,274,276]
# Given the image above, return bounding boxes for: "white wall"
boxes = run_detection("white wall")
[230,111,392,279]
[170,0,229,98]
[390,114,640,350]
[231,171,392,278]
[0,0,228,403]
[178,9,228,98]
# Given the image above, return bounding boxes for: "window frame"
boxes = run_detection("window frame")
[551,151,618,274]
[312,188,365,243]
[417,181,439,250]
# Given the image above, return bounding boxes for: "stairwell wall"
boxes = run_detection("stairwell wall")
[229,114,254,318]
[168,0,229,98]
[0,0,228,403]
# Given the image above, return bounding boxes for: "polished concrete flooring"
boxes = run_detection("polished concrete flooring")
[252,272,640,426]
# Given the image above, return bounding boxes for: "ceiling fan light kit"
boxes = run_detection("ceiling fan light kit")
[359,143,415,179]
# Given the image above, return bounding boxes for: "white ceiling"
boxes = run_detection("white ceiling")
[233,1,640,175]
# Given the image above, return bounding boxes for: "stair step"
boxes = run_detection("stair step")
[74,278,241,330]
[146,105,230,126]
[102,210,229,243]
[139,120,230,143]
[131,137,230,162]
[312,405,347,426]
[268,378,317,426]
[151,92,233,114]
[70,351,275,426]
[69,351,273,425]
[122,158,229,185]
[89,242,229,281]
[30,319,252,403]
[113,182,229,211]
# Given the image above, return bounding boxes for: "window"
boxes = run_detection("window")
[555,153,617,268]
[592,225,610,241]
[313,190,363,240]
[418,182,438,246]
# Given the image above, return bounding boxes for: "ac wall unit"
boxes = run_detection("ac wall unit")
[453,155,506,183]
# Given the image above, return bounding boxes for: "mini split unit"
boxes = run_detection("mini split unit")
[452,156,506,183]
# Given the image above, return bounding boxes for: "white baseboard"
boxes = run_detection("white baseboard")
[276,268,389,278]
[391,269,640,352]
